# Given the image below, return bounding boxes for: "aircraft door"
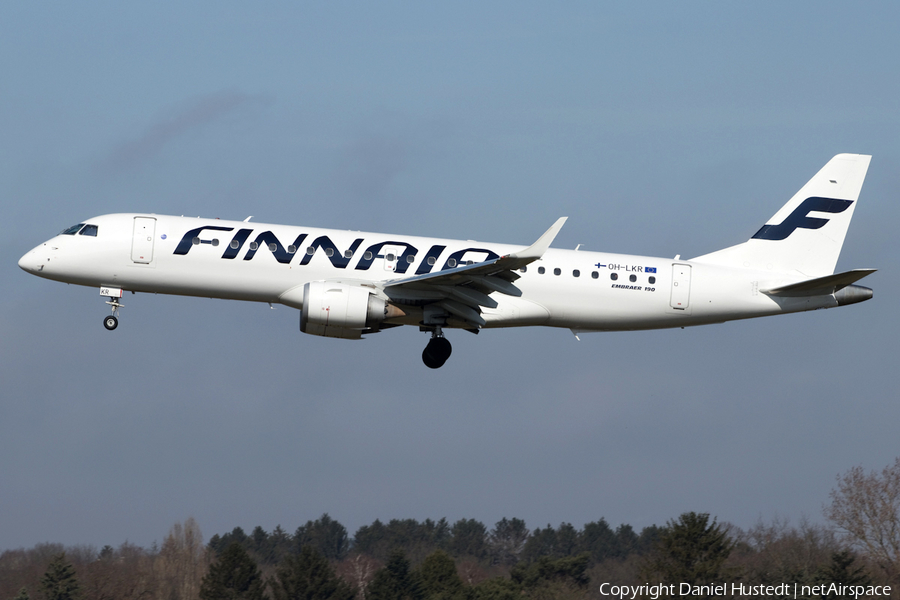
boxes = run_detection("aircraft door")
[131,217,156,264]
[382,245,403,272]
[670,263,691,310]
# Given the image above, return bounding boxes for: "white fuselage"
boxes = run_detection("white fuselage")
[19,213,837,333]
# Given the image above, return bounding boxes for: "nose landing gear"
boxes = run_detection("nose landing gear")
[103,291,124,331]
[422,327,452,369]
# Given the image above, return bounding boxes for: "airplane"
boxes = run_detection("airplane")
[19,154,875,369]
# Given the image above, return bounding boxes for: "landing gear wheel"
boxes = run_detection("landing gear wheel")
[422,336,452,369]
[104,315,118,331]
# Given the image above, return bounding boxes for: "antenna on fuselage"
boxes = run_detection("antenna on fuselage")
[244,216,253,222]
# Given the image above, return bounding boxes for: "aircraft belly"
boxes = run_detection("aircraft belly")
[481,297,550,327]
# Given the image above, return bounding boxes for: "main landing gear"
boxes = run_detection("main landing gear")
[422,327,452,369]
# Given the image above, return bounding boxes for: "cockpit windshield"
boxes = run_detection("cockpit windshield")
[61,223,85,235]
[59,223,99,236]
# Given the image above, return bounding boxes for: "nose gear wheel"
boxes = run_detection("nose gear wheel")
[103,295,124,331]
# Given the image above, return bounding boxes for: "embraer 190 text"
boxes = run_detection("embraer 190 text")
[19,154,875,368]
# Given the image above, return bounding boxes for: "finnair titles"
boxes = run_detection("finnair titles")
[19,154,875,368]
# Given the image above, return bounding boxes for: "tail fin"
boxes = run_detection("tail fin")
[692,154,871,277]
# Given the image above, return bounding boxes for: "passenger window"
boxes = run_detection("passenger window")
[591,271,599,279]
[427,256,436,266]
[649,276,656,284]
[61,224,85,235]
[364,251,373,260]
[538,266,545,274]
[520,266,527,273]
[610,273,618,281]
[553,268,561,276]
[306,246,315,255]
[249,242,259,251]
[447,258,457,267]
[192,237,201,245]
[629,274,637,282]
[231,240,240,249]
[345,250,354,259]
[79,225,99,237]
[573,269,580,277]
[386,253,396,261]
[287,245,296,254]
[325,248,334,257]
[407,255,415,263]
[211,239,219,247]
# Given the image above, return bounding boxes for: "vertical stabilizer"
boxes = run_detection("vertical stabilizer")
[692,154,871,277]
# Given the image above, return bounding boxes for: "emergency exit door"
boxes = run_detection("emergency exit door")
[670,264,692,310]
[131,217,156,264]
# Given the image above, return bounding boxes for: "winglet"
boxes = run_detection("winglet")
[506,217,567,261]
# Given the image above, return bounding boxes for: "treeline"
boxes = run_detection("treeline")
[2,513,897,600]
[4,457,900,600]
[207,514,661,567]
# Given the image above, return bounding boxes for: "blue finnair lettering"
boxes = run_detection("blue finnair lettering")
[354,241,418,273]
[245,231,309,264]
[752,197,853,241]
[222,229,253,259]
[442,248,500,270]
[416,245,447,275]
[174,226,234,255]
[299,236,363,269]
[174,226,500,273]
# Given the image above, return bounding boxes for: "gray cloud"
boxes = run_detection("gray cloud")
[98,90,267,173]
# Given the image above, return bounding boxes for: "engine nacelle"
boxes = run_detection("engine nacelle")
[299,281,391,339]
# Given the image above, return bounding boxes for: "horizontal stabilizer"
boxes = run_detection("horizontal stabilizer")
[761,268,876,297]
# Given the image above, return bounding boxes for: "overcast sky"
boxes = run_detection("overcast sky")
[2,2,899,550]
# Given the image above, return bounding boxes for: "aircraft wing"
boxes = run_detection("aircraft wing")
[382,217,567,327]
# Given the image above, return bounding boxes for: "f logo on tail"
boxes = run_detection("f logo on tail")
[752,197,853,241]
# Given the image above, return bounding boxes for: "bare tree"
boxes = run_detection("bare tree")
[730,517,841,590]
[825,457,900,582]
[155,518,208,600]
[335,553,378,599]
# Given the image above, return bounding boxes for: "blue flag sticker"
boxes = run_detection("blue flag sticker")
[645,267,657,273]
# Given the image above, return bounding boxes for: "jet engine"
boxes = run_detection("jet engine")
[298,281,400,339]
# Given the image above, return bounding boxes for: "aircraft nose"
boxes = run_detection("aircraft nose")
[18,246,46,274]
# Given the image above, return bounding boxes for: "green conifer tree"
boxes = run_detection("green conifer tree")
[416,550,465,600]
[366,551,423,600]
[270,546,354,600]
[39,554,81,600]
[13,588,30,600]
[642,512,734,595]
[200,541,268,600]
[817,550,873,599]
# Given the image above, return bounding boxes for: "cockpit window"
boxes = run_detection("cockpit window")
[79,224,99,237]
[61,223,85,235]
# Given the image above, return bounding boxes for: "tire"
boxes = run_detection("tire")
[422,347,443,369]
[422,337,452,368]
[104,316,118,330]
